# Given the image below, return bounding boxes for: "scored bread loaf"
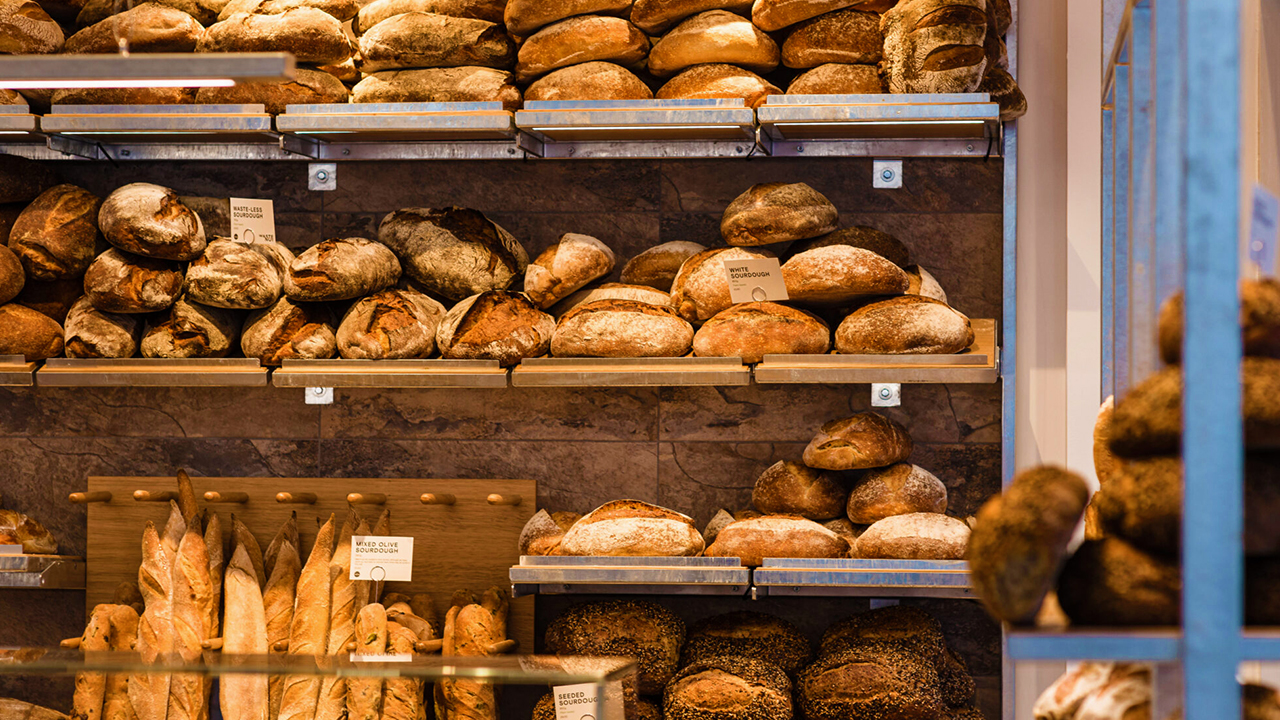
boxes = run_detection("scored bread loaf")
[803,412,912,470]
[751,460,846,520]
[65,297,141,359]
[856,512,970,560]
[550,282,671,316]
[65,3,201,53]
[791,226,910,268]
[782,245,908,303]
[0,303,63,360]
[503,0,630,36]
[8,184,102,281]
[514,15,648,82]
[753,0,893,31]
[186,239,293,310]
[656,64,781,108]
[284,237,401,302]
[680,611,812,676]
[846,463,947,524]
[264,536,300,719]
[99,183,206,262]
[670,246,776,323]
[217,0,357,20]
[525,62,651,102]
[788,63,883,94]
[551,299,694,357]
[524,233,616,308]
[835,296,974,354]
[83,249,184,314]
[705,515,850,566]
[355,0,505,32]
[620,241,706,291]
[0,244,22,305]
[518,509,582,556]
[721,183,838,247]
[882,0,988,94]
[545,600,685,695]
[337,288,446,359]
[905,264,947,303]
[278,515,335,720]
[1073,667,1152,720]
[648,10,779,77]
[799,643,944,720]
[353,67,521,109]
[358,12,514,72]
[141,297,241,359]
[558,500,705,556]
[663,656,793,720]
[704,510,757,545]
[781,8,882,68]
[630,0,750,35]
[198,9,353,66]
[220,546,268,720]
[435,290,554,366]
[241,296,337,365]
[196,69,350,114]
[377,207,528,302]
[692,301,831,364]
[0,0,63,53]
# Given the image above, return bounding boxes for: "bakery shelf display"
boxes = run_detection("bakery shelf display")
[514,98,756,159]
[509,556,750,596]
[37,358,269,386]
[40,104,277,146]
[0,354,35,386]
[751,557,974,599]
[0,554,86,590]
[271,358,509,388]
[511,356,750,387]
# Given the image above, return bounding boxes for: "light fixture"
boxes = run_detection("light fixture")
[0,53,295,89]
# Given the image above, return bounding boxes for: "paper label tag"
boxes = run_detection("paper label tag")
[230,198,276,245]
[350,536,413,582]
[723,257,789,303]
[349,653,412,663]
[553,683,624,720]
[1251,184,1280,275]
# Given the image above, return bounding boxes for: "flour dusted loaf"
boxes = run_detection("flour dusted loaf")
[503,0,631,36]
[799,643,945,720]
[435,290,554,366]
[358,12,514,73]
[525,62,651,101]
[787,62,884,94]
[692,302,830,363]
[846,463,947,524]
[655,64,780,108]
[681,611,812,676]
[791,226,911,269]
[63,296,141,359]
[751,460,846,520]
[664,656,792,720]
[705,515,850,566]
[518,509,581,556]
[649,10,779,77]
[524,233,616,309]
[66,3,200,53]
[1032,662,1116,720]
[835,295,974,354]
[670,246,776,323]
[355,0,504,31]
[620,242,706,292]
[1056,538,1180,626]
[198,8,353,65]
[1073,666,1151,720]
[354,67,521,108]
[783,245,909,304]
[782,8,881,68]
[141,296,241,359]
[284,237,401,302]
[197,69,350,114]
[0,303,62,360]
[218,0,357,20]
[99,183,206,261]
[1159,279,1280,364]
[377,207,528,302]
[721,183,838,247]
[552,299,694,357]
[241,296,337,365]
[559,499,705,556]
[515,15,648,82]
[803,412,912,470]
[546,600,684,695]
[856,512,970,559]
[0,245,22,305]
[8,184,101,281]
[882,0,988,94]
[83,248,184,314]
[550,282,671,316]
[0,0,62,53]
[186,239,293,310]
[337,288,445,360]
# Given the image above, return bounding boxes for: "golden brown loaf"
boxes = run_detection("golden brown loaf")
[787,63,884,94]
[241,296,338,366]
[83,249,183,314]
[435,290,555,366]
[546,600,684,695]
[720,182,838,247]
[0,303,64,360]
[630,0,750,35]
[503,0,631,36]
[781,8,882,68]
[186,239,292,311]
[0,245,22,305]
[551,299,694,358]
[206,513,225,636]
[140,297,241,359]
[278,514,335,720]
[221,545,269,720]
[380,624,421,720]
[518,509,581,555]
[65,3,201,53]
[75,0,219,27]
[656,64,780,108]
[263,536,300,720]
[692,301,831,363]
[752,0,892,31]
[835,296,975,354]
[51,87,196,106]
[63,297,141,359]
[905,264,947,302]
[196,69,350,114]
[316,511,358,720]
[620,242,707,291]
[782,245,909,304]
[73,604,115,720]
[347,604,387,720]
[337,288,446,360]
[8,184,101,281]
[648,10,779,77]
[670,246,776,323]
[264,512,299,581]
[705,514,850,566]
[550,282,672,316]
[559,499,706,556]
[101,605,139,720]
[229,514,264,589]
[751,460,846,520]
[663,655,793,720]
[168,524,212,720]
[198,9,353,65]
[353,68,522,109]
[355,0,506,32]
[846,463,948,524]
[514,15,648,82]
[881,0,988,94]
[525,62,652,102]
[99,183,206,262]
[856,512,970,560]
[129,522,174,720]
[680,611,813,675]
[284,238,402,302]
[0,0,64,53]
[358,12,515,73]
[216,0,356,20]
[377,207,528,302]
[524,233,617,309]
[802,412,912,470]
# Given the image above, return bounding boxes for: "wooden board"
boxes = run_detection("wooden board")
[86,476,536,651]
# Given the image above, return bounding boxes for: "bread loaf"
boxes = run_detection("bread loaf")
[76,0,220,25]
[524,234,616,308]
[835,296,974,354]
[1159,279,1280,364]
[783,245,909,304]
[64,296,142,359]
[51,87,195,105]
[1032,663,1116,720]
[787,63,883,94]
[141,297,241,359]
[197,69,350,114]
[782,9,880,68]
[377,207,528,302]
[799,643,944,720]
[198,9,353,65]
[752,0,890,31]
[503,0,630,36]
[664,656,792,720]
[218,0,356,21]
[1074,667,1151,720]
[315,512,358,720]
[819,605,946,657]
[168,525,212,720]
[680,611,812,676]
[347,604,386,720]
[525,61,651,101]
[0,302,63,360]
[558,500,704,556]
[790,226,910,269]
[620,241,706,291]
[705,515,849,566]
[515,15,647,82]
[0,244,23,305]
[670,246,776,323]
[241,296,337,365]
[263,535,300,720]
[278,516,335,720]
[630,0,749,35]
[221,546,269,720]
[980,67,1026,121]
[101,606,139,720]
[73,604,114,720]
[552,299,693,357]
[803,412,912,470]
[846,463,947,524]
[337,288,445,359]
[186,239,293,310]
[353,67,521,109]
[545,600,684,695]
[856,512,969,559]
[358,12,514,73]
[379,624,420,720]
[83,249,183,314]
[66,3,200,53]
[655,64,780,108]
[882,0,987,94]
[0,155,55,205]
[99,183,205,262]
[284,237,401,302]
[9,184,102,281]
[435,290,553,365]
[750,460,845,520]
[0,0,62,53]
[905,264,947,303]
[721,183,837,247]
[692,301,830,363]
[648,10,779,77]
[518,509,581,555]
[355,0,505,32]
[550,282,671,316]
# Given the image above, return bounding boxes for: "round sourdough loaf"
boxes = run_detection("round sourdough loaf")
[218,0,357,20]
[846,463,948,524]
[835,296,974,354]
[721,182,837,247]
[196,69,350,114]
[856,512,970,559]
[504,0,631,36]
[8,184,102,281]
[1056,538,1180,626]
[798,643,944,720]
[670,247,776,323]
[0,0,63,54]
[782,245,909,304]
[0,155,56,205]
[905,264,947,302]
[525,62,652,102]
[620,241,706,291]
[1159,278,1280,364]
[50,87,196,105]
[680,611,812,675]
[802,412,912,470]
[546,600,685,694]
[980,66,1027,121]
[663,656,793,720]
[751,460,846,520]
[524,233,617,309]
[630,0,750,35]
[790,226,910,268]
[63,296,141,359]
[141,297,241,359]
[435,290,554,366]
[881,0,988,94]
[198,9,353,65]
[99,183,206,262]
[551,299,693,357]
[83,248,184,314]
[787,63,883,94]
[550,282,671,316]
[241,296,337,365]
[355,0,505,32]
[518,509,582,555]
[14,279,80,322]
[359,12,514,72]
[753,0,893,31]
[0,302,63,360]
[354,67,521,109]
[284,237,401,302]
[337,288,445,360]
[186,238,293,310]
[514,15,648,82]
[377,207,528,301]
[0,245,22,304]
[655,64,781,108]
[1031,662,1115,720]
[692,301,830,363]
[781,9,881,68]
[559,499,705,556]
[648,10,779,77]
[704,515,850,566]
[66,3,200,53]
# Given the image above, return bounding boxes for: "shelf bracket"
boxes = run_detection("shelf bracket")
[871,383,901,407]
[280,133,321,159]
[873,159,903,188]
[47,135,103,160]
[516,131,544,158]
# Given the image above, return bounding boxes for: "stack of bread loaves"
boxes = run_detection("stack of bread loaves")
[646,5,782,108]
[506,0,651,103]
[766,0,888,96]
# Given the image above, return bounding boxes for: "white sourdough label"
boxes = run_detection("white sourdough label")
[350,535,414,582]
[230,198,276,245]
[723,257,788,303]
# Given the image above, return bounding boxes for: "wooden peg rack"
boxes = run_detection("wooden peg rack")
[86,476,537,651]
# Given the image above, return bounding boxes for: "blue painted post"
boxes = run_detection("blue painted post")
[1102,101,1116,400]
[1113,58,1133,397]
[1002,122,1018,488]
[1152,0,1186,316]
[1129,5,1156,383]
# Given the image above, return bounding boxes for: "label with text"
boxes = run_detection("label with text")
[350,535,413,582]
[723,257,788,304]
[230,197,276,245]
[553,683,625,720]
[1251,184,1279,275]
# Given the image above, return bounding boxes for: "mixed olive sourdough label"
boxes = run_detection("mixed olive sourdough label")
[552,682,625,720]
[723,257,788,303]
[350,535,414,582]
[230,198,277,245]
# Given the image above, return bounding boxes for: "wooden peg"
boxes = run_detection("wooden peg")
[60,637,81,649]
[419,493,456,505]
[347,493,387,505]
[68,491,111,504]
[203,491,249,504]
[486,494,522,507]
[202,638,224,650]
[415,639,444,654]
[485,639,517,655]
[134,490,178,502]
[272,640,289,653]
[276,492,317,504]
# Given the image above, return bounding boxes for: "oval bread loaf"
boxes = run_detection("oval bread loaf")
[705,515,850,566]
[655,63,780,108]
[545,600,684,695]
[98,183,206,261]
[680,611,812,676]
[648,10,779,77]
[141,297,241,359]
[524,233,616,308]
[0,245,22,304]
[663,656,792,720]
[856,512,970,560]
[782,245,909,304]
[846,463,947,524]
[525,62,651,102]
[721,182,838,247]
[552,299,693,357]
[803,412,912,470]
[905,264,947,303]
[881,0,987,94]
[670,246,776,323]
[781,8,881,68]
[186,239,293,310]
[354,0,505,32]
[835,296,974,354]
[353,67,522,109]
[503,0,631,37]
[751,460,846,520]
[0,0,63,53]
[8,183,102,281]
[752,0,892,32]
[559,500,705,556]
[241,296,338,365]
[83,248,184,314]
[0,302,63,360]
[336,288,446,360]
[515,15,648,82]
[787,63,883,94]
[377,207,528,302]
[218,0,357,21]
[358,12,514,73]
[630,0,750,35]
[65,3,201,53]
[790,226,910,268]
[798,643,945,720]
[692,301,830,363]
[435,290,554,366]
[284,237,401,302]
[196,69,350,114]
[550,282,671,316]
[620,241,706,291]
[50,87,196,105]
[198,9,353,65]
[63,296,142,359]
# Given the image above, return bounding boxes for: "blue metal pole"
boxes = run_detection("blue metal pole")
[1002,122,1018,489]
[1102,101,1116,400]
[1129,5,1156,383]
[1152,0,1186,316]
[1113,57,1133,397]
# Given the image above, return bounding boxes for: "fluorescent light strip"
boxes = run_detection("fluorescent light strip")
[0,79,235,89]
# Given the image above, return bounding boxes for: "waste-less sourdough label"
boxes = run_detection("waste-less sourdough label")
[349,535,414,582]
[553,682,625,720]
[723,257,789,303]
[230,198,277,245]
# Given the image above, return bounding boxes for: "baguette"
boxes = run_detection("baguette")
[264,511,299,581]
[232,514,266,588]
[205,513,223,638]
[380,623,420,720]
[315,510,359,720]
[220,546,269,720]
[129,522,175,720]
[73,604,115,720]
[263,537,301,720]
[278,515,336,720]
[168,524,212,720]
[347,604,388,720]
[176,469,199,524]
[386,610,435,642]
[351,517,372,612]
[160,500,186,561]
[102,606,140,720]
[370,510,390,601]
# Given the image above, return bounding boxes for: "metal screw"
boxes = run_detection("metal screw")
[795,145,804,153]
[735,146,744,153]
[566,147,575,156]
[881,168,895,181]
[315,170,329,182]
[966,144,975,152]
[312,387,326,396]
[342,148,350,156]
[508,147,516,155]
[879,387,892,399]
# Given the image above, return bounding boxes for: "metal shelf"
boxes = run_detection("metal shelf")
[40,104,275,158]
[0,355,36,386]
[37,358,268,387]
[276,102,521,160]
[0,554,86,590]
[510,556,750,597]
[510,356,750,387]
[516,99,755,159]
[751,558,974,599]
[271,358,508,388]
[1004,630,1181,662]
[0,105,40,142]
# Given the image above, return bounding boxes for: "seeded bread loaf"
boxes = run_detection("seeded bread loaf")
[515,15,648,82]
[435,290,554,366]
[241,296,337,365]
[198,8,353,65]
[803,412,912,470]
[8,184,102,281]
[552,299,694,357]
[782,245,909,304]
[846,463,948,524]
[1056,538,1180,626]
[752,0,892,31]
[655,64,780,108]
[721,182,837,247]
[680,611,812,676]
[354,0,504,32]
[882,0,988,94]
[353,67,521,109]
[857,512,970,560]
[0,0,62,53]
[83,249,183,314]
[545,601,685,695]
[336,288,446,360]
[503,0,631,36]
[0,244,22,304]
[782,9,881,68]
[524,233,616,309]
[560,500,705,556]
[630,0,749,35]
[99,183,206,262]
[141,297,241,359]
[65,3,201,52]
[692,301,830,363]
[787,63,883,94]
[525,62,651,102]
[186,239,293,310]
[664,656,792,720]
[285,238,401,302]
[218,0,357,20]
[648,10,779,77]
[751,460,846,520]
[196,69,350,114]
[377,207,528,302]
[358,12,514,72]
[670,246,776,323]
[620,241,707,291]
[550,282,671,316]
[705,515,850,566]
[0,302,62,359]
[799,640,944,720]
[835,296,974,354]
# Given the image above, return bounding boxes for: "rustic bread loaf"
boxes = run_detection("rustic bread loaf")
[336,288,446,360]
[515,15,648,82]
[241,296,337,365]
[620,241,706,291]
[1073,668,1152,720]
[0,155,55,205]
[692,301,830,363]
[751,460,845,520]
[50,86,196,105]
[435,290,553,366]
[525,62,651,102]
[799,643,944,720]
[546,601,684,695]
[99,183,205,262]
[0,245,22,304]
[186,239,292,310]
[670,246,776,323]
[966,466,1089,624]
[787,63,883,94]
[359,12,514,73]
[9,184,102,281]
[0,302,62,359]
[856,512,969,559]
[0,0,63,53]
[354,67,521,109]
[551,282,671,316]
[1032,663,1116,720]
[648,10,779,77]
[822,518,860,554]
[196,69,350,114]
[66,3,200,53]
[76,0,220,26]
[846,463,947,524]
[14,278,80,322]
[664,656,792,720]
[525,233,616,308]
[284,237,401,302]
[790,226,910,269]
[980,66,1026,121]
[782,245,909,304]
[504,0,631,37]
[1159,279,1280,364]
[141,297,241,359]
[518,509,581,556]
[630,0,749,35]
[218,0,356,21]
[83,248,183,314]
[559,499,705,556]
[655,63,780,108]
[803,412,912,470]
[355,0,504,32]
[680,611,812,676]
[781,8,881,68]
[882,0,987,94]
[905,264,947,303]
[721,182,837,247]
[552,299,693,357]
[752,0,891,31]
[377,207,528,302]
[705,514,849,566]
[198,9,353,65]
[835,296,974,354]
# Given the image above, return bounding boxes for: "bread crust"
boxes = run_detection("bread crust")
[141,297,241,359]
[285,237,401,302]
[881,0,987,94]
[377,206,528,302]
[559,499,705,555]
[545,600,685,694]
[524,233,616,308]
[99,183,206,262]
[358,11,514,72]
[663,656,793,720]
[783,245,909,304]
[0,244,23,304]
[835,295,974,354]
[781,8,881,68]
[9,183,101,281]
[550,282,671,316]
[846,463,948,524]
[620,241,707,291]
[753,0,892,31]
[525,62,651,102]
[856,512,970,560]
[217,0,357,21]
[789,226,910,268]
[0,302,64,360]
[64,296,142,359]
[337,288,445,359]
[196,69,350,114]
[186,239,292,311]
[241,296,338,365]
[198,8,353,65]
[0,0,63,53]
[705,514,850,566]
[692,301,830,363]
[648,10,779,77]
[435,290,554,366]
[354,0,504,32]
[670,247,776,324]
[799,643,945,720]
[680,611,813,675]
[354,67,521,109]
[751,460,846,520]
[802,412,912,470]
[503,0,631,36]
[552,298,694,357]
[515,15,648,82]
[66,3,200,53]
[720,182,837,247]
[655,63,780,108]
[84,249,183,314]
[630,0,749,35]
[787,62,884,94]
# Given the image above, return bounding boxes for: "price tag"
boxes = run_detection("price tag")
[1250,184,1280,275]
[349,653,412,663]
[723,257,788,304]
[349,536,414,582]
[230,198,276,245]
[553,683,624,720]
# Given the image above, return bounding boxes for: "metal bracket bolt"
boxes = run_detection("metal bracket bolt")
[308,162,337,191]
[873,159,903,189]
[305,387,334,405]
[871,383,901,407]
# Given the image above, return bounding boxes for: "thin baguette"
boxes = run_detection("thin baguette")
[129,522,175,720]
[176,470,199,525]
[102,606,140,720]
[160,501,186,562]
[205,512,224,638]
[221,546,269,720]
[73,604,116,720]
[263,538,301,720]
[315,510,358,720]
[347,604,387,720]
[277,514,336,720]
[264,512,299,581]
[168,525,212,720]
[232,514,267,588]
[380,623,419,720]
